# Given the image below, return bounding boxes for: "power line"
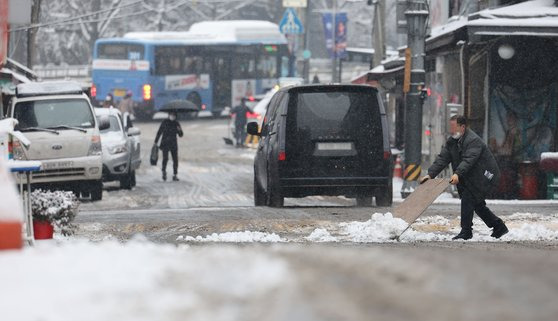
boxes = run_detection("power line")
[8,0,145,33]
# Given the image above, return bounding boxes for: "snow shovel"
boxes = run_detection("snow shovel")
[391,178,451,240]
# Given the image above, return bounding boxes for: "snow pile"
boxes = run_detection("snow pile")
[305,228,338,242]
[177,231,286,243]
[507,224,558,241]
[338,213,408,242]
[0,240,289,321]
[176,213,558,244]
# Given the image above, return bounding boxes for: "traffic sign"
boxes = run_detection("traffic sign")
[279,8,304,35]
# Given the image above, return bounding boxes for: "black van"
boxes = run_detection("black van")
[248,84,392,207]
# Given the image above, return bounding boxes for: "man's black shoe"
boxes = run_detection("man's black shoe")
[162,172,167,181]
[172,175,179,182]
[452,230,473,240]
[491,224,509,239]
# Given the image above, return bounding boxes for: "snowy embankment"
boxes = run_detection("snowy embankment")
[177,212,558,243]
[0,239,289,321]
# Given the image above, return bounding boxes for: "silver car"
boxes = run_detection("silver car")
[94,108,141,189]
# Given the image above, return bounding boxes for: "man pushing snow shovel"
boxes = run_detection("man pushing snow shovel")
[420,115,509,240]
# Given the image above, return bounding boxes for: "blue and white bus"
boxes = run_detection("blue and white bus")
[91,20,288,119]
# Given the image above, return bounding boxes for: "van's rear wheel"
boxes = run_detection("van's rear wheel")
[267,184,284,208]
[375,187,393,207]
[254,176,266,206]
[356,196,373,207]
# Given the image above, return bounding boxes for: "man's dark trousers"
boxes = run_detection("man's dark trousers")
[162,146,178,175]
[460,189,504,231]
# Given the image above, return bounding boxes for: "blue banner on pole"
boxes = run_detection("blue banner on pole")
[321,12,348,59]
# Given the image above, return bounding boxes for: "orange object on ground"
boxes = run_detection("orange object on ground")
[0,221,23,250]
[393,155,402,178]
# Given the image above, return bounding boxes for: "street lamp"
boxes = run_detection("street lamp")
[498,44,515,60]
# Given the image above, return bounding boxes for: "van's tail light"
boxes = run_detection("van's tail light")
[383,151,391,160]
[143,84,152,100]
[11,139,25,160]
[278,151,286,161]
[88,135,102,156]
[91,84,97,98]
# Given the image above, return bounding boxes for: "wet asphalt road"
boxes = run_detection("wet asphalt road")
[70,118,558,321]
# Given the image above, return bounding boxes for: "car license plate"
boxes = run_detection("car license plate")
[42,161,74,170]
[113,89,126,97]
[316,142,353,151]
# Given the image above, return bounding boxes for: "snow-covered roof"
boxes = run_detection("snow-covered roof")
[124,20,286,45]
[469,0,558,27]
[428,15,468,42]
[427,0,558,45]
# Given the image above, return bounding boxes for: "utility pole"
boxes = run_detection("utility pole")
[302,1,310,83]
[372,0,385,67]
[400,0,429,197]
[331,0,338,83]
[27,0,41,68]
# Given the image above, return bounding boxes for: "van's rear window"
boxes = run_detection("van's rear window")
[292,90,380,138]
[14,99,95,130]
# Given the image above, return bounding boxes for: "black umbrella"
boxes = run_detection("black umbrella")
[160,100,199,113]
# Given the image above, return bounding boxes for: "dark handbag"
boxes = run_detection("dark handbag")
[150,143,159,166]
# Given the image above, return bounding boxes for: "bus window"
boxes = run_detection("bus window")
[257,55,277,78]
[98,44,144,60]
[233,55,256,79]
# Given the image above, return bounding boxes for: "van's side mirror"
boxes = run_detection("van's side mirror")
[246,122,260,136]
[127,127,141,136]
[98,116,110,131]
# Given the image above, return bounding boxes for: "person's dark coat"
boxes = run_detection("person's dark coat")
[231,104,251,128]
[155,119,183,149]
[428,128,500,202]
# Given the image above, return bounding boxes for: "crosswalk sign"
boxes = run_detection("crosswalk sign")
[279,8,304,34]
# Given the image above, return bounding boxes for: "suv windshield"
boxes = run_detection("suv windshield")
[292,89,380,139]
[14,99,95,131]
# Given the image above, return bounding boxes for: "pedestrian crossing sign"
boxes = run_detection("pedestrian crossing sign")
[279,8,304,34]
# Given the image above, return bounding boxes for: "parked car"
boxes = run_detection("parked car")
[8,81,109,200]
[94,108,141,189]
[248,84,392,207]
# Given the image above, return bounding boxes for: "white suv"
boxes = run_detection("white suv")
[7,81,109,201]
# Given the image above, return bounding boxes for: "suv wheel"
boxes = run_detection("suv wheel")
[375,187,393,207]
[130,170,136,187]
[254,176,266,206]
[120,169,133,190]
[356,196,373,207]
[90,181,103,201]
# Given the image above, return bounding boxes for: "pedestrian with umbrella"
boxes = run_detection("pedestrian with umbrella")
[154,100,197,181]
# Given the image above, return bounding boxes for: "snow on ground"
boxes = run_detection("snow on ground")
[177,231,285,243]
[0,239,289,321]
[177,213,558,243]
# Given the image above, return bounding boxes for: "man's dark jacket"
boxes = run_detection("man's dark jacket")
[155,119,183,149]
[428,128,500,202]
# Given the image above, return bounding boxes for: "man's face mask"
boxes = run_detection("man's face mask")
[169,114,176,121]
[452,131,462,140]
